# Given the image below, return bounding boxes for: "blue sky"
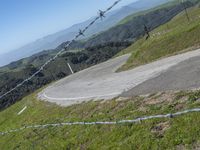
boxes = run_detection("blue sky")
[0,0,137,54]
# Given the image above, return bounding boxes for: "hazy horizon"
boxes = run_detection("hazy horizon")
[0,0,138,55]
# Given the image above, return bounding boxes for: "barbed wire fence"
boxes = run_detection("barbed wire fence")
[1,108,200,135]
[1,0,200,137]
[0,0,122,100]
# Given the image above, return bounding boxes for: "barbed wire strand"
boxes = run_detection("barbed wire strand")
[0,0,122,100]
[0,108,200,135]
[1,0,200,136]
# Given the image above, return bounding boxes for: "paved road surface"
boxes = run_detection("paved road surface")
[39,48,200,106]
[121,55,200,97]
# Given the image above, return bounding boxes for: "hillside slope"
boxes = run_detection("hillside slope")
[85,1,195,47]
[0,1,190,110]
[117,3,200,71]
[1,88,200,149]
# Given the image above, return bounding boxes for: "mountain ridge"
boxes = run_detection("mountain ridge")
[0,0,170,67]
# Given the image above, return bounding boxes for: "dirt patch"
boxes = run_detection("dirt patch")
[176,145,187,150]
[138,105,149,113]
[178,96,189,103]
[191,142,200,150]
[115,97,129,102]
[176,142,200,150]
[144,92,175,105]
[151,121,171,137]
[175,103,185,111]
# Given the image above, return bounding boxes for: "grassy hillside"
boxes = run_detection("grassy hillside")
[118,0,180,25]
[117,4,200,71]
[0,1,191,110]
[118,0,200,25]
[85,1,195,47]
[1,88,200,149]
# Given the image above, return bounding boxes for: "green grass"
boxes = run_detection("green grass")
[1,4,200,150]
[118,0,181,25]
[1,89,200,149]
[117,6,200,71]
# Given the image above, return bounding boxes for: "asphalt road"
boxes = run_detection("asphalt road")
[39,48,200,106]
[121,55,200,97]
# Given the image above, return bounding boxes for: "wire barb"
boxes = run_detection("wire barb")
[78,29,85,36]
[99,10,105,20]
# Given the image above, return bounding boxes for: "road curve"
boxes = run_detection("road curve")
[39,48,200,106]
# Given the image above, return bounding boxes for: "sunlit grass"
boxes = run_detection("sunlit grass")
[117,6,200,71]
[1,89,200,149]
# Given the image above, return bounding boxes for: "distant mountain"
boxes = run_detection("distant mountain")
[0,0,170,67]
[0,0,197,109]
